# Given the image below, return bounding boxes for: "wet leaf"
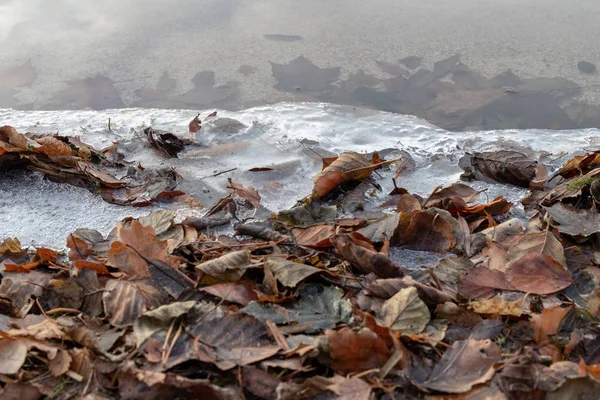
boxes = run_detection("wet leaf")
[49,74,124,109]
[506,253,573,295]
[144,127,186,158]
[377,287,430,334]
[423,339,501,393]
[462,150,537,187]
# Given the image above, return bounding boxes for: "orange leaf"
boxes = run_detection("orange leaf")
[34,247,58,264]
[531,306,571,345]
[74,260,110,275]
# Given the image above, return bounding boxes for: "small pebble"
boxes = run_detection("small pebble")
[578,60,596,74]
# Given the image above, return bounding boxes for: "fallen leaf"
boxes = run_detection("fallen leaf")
[191,313,278,370]
[144,127,186,158]
[102,280,166,327]
[108,220,173,278]
[226,178,261,208]
[195,250,251,282]
[325,327,391,374]
[531,306,571,345]
[377,287,430,334]
[458,266,514,299]
[48,349,72,377]
[326,375,372,400]
[267,257,323,287]
[312,152,375,197]
[399,210,456,252]
[242,284,353,333]
[0,339,27,374]
[290,224,336,248]
[505,230,566,267]
[201,281,258,306]
[545,203,600,237]
[74,260,110,275]
[331,234,404,278]
[468,296,525,317]
[423,339,501,393]
[506,253,573,295]
[462,150,537,187]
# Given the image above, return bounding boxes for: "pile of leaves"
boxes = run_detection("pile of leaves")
[4,126,600,399]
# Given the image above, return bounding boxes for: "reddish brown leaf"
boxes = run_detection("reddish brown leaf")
[506,253,573,295]
[226,178,261,208]
[73,260,110,275]
[326,327,393,374]
[458,266,515,299]
[312,152,375,198]
[331,234,404,278]
[102,280,165,327]
[399,211,456,252]
[291,224,335,248]
[201,281,259,306]
[188,113,201,133]
[447,196,512,218]
[33,247,58,264]
[532,306,571,345]
[108,220,174,278]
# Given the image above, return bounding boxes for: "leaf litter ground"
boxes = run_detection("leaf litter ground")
[3,112,600,399]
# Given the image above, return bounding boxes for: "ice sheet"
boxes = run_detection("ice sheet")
[1,103,599,248]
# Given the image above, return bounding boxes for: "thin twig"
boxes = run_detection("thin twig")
[200,168,237,179]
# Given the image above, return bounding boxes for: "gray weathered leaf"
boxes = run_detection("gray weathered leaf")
[242,284,353,333]
[463,150,537,187]
[195,250,252,282]
[545,203,600,237]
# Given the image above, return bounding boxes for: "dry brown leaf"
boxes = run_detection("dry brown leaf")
[331,234,404,278]
[195,250,252,282]
[312,151,375,198]
[423,339,501,393]
[201,281,259,306]
[102,280,165,327]
[458,266,514,299]
[506,253,573,295]
[399,210,456,252]
[377,287,430,334]
[326,375,372,400]
[505,230,566,267]
[290,224,336,248]
[325,327,392,374]
[107,220,173,278]
[267,258,323,287]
